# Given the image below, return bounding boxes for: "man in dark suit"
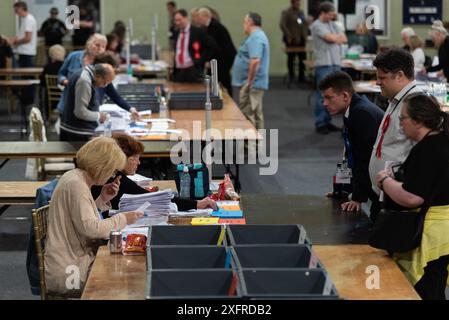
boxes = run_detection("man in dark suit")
[172,9,217,83]
[319,71,384,214]
[197,7,236,95]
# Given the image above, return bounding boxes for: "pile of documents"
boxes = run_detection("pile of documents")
[118,189,175,217]
[128,173,153,187]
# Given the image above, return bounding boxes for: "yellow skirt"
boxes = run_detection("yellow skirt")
[394,205,449,286]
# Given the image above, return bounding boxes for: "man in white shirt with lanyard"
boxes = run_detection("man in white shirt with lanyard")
[368,48,421,221]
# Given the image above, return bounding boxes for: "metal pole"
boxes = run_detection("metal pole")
[151,14,158,63]
[205,76,212,183]
[210,59,219,97]
[126,18,133,79]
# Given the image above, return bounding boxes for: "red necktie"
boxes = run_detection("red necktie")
[178,31,185,65]
[375,113,392,159]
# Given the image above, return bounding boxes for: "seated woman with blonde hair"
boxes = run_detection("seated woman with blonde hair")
[91,133,217,211]
[44,137,143,298]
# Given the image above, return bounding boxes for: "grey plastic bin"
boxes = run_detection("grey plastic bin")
[232,245,321,269]
[168,92,223,110]
[240,269,339,299]
[148,246,234,270]
[148,225,226,246]
[227,225,311,246]
[147,269,241,299]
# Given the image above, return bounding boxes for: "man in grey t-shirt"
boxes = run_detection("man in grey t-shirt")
[310,2,347,134]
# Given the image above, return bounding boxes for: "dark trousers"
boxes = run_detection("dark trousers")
[17,54,36,106]
[414,255,449,300]
[218,65,233,96]
[173,67,202,83]
[287,50,306,82]
[59,129,91,142]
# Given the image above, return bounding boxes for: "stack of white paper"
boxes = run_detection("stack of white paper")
[119,189,175,217]
[100,104,130,118]
[128,173,153,187]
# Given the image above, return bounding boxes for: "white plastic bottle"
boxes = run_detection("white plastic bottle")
[104,114,112,138]
[179,165,191,198]
[159,96,168,119]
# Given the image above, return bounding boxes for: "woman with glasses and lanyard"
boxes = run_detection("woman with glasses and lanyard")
[376,93,449,300]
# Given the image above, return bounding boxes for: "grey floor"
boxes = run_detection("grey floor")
[0,78,446,299]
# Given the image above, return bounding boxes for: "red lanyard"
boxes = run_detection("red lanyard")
[375,85,416,159]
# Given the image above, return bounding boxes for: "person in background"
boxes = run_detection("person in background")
[39,7,67,47]
[111,21,126,55]
[72,4,95,47]
[310,1,347,135]
[348,22,378,54]
[57,33,107,113]
[368,48,421,221]
[10,1,37,107]
[205,6,221,22]
[190,7,201,27]
[401,27,415,52]
[57,34,138,121]
[279,0,309,83]
[172,9,217,83]
[106,33,121,62]
[376,93,449,300]
[319,71,384,213]
[44,137,144,298]
[59,63,114,141]
[409,35,425,75]
[92,52,139,120]
[231,12,270,130]
[91,133,217,211]
[197,7,237,95]
[167,1,178,50]
[423,20,449,79]
[0,35,13,70]
[40,44,66,114]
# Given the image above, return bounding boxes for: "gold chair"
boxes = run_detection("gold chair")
[31,205,49,300]
[32,204,67,300]
[30,108,75,180]
[44,74,62,123]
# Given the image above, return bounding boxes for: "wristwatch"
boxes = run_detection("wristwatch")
[379,176,390,191]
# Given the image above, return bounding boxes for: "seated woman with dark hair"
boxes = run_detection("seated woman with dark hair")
[376,93,449,300]
[91,133,217,211]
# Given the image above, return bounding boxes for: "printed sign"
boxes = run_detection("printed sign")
[403,0,442,25]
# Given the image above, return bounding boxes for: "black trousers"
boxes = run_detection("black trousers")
[414,255,449,300]
[218,65,233,96]
[17,54,36,106]
[287,50,306,81]
[173,67,202,83]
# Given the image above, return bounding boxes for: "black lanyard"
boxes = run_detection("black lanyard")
[388,85,417,116]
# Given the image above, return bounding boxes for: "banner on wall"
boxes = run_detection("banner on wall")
[403,0,442,25]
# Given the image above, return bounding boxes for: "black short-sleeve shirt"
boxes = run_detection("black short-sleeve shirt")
[387,133,449,210]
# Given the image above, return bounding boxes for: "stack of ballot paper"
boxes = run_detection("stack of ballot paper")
[118,189,175,217]
[128,173,153,187]
[99,104,130,119]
